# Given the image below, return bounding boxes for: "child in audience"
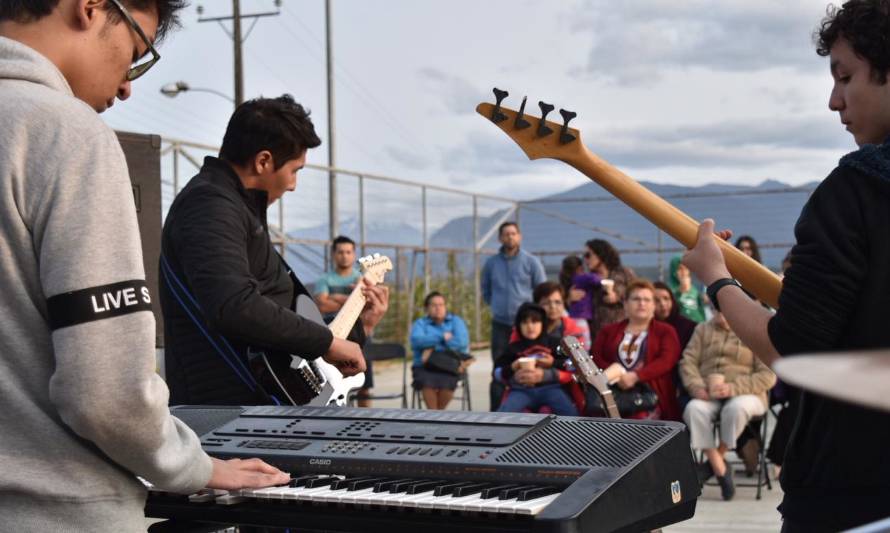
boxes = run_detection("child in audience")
[495,303,578,415]
[560,255,600,348]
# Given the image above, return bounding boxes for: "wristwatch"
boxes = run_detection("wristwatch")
[706,278,742,312]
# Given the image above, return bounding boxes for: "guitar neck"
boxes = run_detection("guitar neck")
[328,282,366,339]
[564,145,782,309]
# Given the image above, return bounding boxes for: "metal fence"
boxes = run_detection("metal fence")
[160,137,815,346]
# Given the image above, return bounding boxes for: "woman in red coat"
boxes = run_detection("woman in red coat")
[591,279,682,421]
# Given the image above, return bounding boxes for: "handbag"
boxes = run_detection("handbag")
[423,349,463,376]
[585,382,659,417]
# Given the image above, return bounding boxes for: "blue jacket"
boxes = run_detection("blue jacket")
[409,314,470,367]
[481,247,546,325]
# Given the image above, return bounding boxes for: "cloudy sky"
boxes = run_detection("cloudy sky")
[103,0,855,201]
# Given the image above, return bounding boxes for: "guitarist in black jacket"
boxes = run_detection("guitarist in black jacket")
[160,95,388,405]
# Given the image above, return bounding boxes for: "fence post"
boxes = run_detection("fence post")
[358,174,366,257]
[473,196,481,344]
[422,187,430,296]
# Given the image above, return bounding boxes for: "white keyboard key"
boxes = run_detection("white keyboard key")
[337,487,379,504]
[430,493,483,511]
[395,490,438,508]
[498,493,560,515]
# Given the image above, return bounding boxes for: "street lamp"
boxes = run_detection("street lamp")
[160,81,235,104]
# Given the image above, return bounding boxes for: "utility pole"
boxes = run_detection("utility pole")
[232,0,244,105]
[326,0,337,241]
[197,1,281,107]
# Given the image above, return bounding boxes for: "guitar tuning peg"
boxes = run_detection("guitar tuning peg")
[491,87,509,123]
[513,96,531,130]
[559,108,577,144]
[537,101,555,137]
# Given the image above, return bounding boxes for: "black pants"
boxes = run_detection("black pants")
[489,320,512,411]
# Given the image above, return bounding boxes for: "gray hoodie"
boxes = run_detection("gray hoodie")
[0,37,211,531]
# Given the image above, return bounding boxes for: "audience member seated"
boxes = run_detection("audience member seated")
[584,239,636,339]
[409,291,471,410]
[668,256,707,323]
[495,303,578,416]
[679,311,777,501]
[591,279,682,421]
[653,281,697,350]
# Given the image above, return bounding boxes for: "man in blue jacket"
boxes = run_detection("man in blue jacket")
[482,221,546,410]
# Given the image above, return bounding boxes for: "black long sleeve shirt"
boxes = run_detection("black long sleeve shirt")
[161,157,355,405]
[767,147,890,530]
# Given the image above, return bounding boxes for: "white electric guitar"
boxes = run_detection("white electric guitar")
[248,253,392,407]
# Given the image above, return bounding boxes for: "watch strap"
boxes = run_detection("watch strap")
[707,278,742,312]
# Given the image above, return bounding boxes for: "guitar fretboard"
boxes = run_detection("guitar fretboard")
[327,281,366,339]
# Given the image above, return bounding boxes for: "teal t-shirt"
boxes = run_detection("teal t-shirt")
[315,268,361,297]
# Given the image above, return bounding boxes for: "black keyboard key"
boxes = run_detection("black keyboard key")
[406,480,442,495]
[347,477,388,491]
[330,476,373,490]
[433,481,475,497]
[453,483,490,497]
[290,475,320,487]
[373,478,412,493]
[305,476,337,488]
[390,479,427,493]
[480,484,519,499]
[518,486,557,501]
[498,485,539,500]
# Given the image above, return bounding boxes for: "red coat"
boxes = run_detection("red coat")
[591,319,682,421]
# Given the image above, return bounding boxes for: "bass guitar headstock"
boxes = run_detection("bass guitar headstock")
[358,253,393,285]
[476,87,584,163]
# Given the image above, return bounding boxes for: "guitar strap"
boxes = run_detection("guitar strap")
[160,253,277,403]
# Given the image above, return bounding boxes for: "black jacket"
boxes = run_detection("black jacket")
[767,143,890,529]
[160,157,354,405]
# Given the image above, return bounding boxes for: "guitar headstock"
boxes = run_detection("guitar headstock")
[358,253,393,285]
[476,87,584,163]
[559,335,610,395]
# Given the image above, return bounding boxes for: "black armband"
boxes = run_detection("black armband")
[46,280,152,330]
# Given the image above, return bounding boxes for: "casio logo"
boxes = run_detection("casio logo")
[309,458,332,465]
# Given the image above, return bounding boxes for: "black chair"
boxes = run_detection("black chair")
[347,342,408,408]
[411,371,472,411]
[702,412,772,499]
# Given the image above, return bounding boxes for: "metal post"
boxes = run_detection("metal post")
[358,175,366,257]
[421,187,430,295]
[473,196,481,343]
[172,145,180,193]
[657,229,664,281]
[232,0,244,106]
[406,250,418,346]
[325,0,337,241]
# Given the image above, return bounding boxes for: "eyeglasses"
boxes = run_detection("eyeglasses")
[107,0,161,81]
[627,296,653,304]
[540,299,564,307]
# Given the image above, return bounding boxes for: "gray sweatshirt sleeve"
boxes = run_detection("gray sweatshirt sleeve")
[29,123,212,494]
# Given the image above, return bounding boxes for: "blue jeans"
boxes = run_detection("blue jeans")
[498,384,579,416]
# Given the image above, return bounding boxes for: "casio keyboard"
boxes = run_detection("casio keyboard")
[145,405,700,533]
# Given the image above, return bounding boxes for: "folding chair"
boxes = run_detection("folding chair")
[347,342,407,408]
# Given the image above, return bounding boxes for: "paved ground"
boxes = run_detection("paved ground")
[367,350,784,532]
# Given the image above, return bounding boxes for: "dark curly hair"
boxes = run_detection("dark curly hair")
[815,0,890,83]
[584,239,622,271]
[0,1,187,44]
[734,235,762,264]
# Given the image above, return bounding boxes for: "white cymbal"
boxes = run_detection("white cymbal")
[772,351,890,412]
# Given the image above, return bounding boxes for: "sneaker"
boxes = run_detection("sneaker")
[717,468,735,501]
[696,461,714,486]
[739,439,760,477]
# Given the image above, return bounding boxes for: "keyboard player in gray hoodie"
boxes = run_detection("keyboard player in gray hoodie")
[0,1,290,531]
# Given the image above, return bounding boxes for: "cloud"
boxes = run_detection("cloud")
[418,68,482,115]
[570,0,825,85]
[441,130,565,179]
[384,145,432,170]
